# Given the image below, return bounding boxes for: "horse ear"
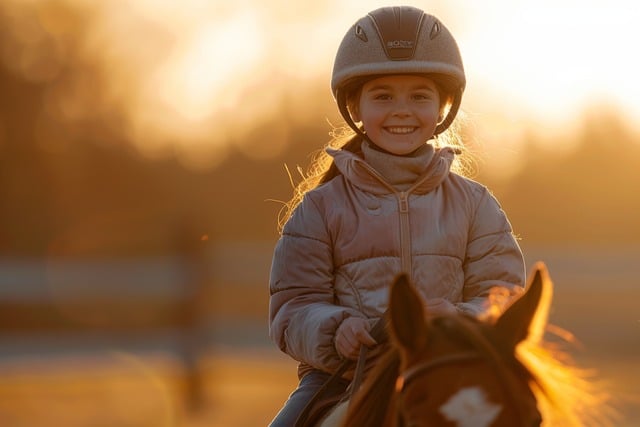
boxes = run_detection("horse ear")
[389,274,428,352]
[493,262,553,349]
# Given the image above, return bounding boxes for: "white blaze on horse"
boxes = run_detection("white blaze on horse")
[317,262,613,427]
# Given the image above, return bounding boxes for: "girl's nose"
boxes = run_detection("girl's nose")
[392,97,411,117]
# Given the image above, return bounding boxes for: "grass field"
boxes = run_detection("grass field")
[1,245,639,426]
[0,347,299,427]
[0,344,637,427]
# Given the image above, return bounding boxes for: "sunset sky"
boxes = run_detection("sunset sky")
[3,0,639,172]
[116,0,639,122]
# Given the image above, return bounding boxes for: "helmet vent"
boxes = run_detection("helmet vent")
[430,21,441,40]
[355,24,368,42]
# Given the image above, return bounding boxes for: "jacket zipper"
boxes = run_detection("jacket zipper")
[358,161,415,280]
[397,191,412,277]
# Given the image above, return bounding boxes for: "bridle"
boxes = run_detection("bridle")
[395,351,481,393]
[393,326,542,427]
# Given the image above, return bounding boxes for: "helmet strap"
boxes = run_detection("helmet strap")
[434,87,462,136]
[337,90,367,138]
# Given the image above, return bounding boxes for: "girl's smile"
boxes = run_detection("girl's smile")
[353,75,442,155]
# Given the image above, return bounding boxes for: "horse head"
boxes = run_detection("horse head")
[330,262,612,427]
[388,264,552,426]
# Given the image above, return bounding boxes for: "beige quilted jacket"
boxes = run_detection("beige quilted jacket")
[269,142,525,378]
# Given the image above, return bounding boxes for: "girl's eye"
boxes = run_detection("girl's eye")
[374,94,391,100]
[413,93,433,101]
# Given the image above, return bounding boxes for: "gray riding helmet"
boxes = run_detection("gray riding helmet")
[331,6,466,136]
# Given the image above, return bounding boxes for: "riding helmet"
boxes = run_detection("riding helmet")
[331,6,466,136]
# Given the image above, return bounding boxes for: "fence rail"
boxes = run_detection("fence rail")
[0,254,208,411]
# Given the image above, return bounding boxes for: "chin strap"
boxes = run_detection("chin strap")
[336,90,367,138]
[434,86,463,135]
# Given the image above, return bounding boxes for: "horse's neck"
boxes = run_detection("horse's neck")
[318,401,348,427]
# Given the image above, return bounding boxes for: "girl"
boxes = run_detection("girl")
[268,5,525,426]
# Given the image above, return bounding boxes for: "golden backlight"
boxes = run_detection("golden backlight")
[1,0,639,173]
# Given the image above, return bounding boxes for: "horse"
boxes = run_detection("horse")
[318,262,613,427]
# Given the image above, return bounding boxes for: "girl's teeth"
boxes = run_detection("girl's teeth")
[387,127,415,134]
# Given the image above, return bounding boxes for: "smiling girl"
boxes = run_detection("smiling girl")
[268,6,526,427]
[354,75,443,155]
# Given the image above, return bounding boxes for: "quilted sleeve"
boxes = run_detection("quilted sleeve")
[269,193,362,373]
[457,188,526,316]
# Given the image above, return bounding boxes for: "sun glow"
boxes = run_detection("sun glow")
[3,0,639,171]
[122,8,268,168]
[152,10,265,123]
[123,0,640,171]
[458,0,640,122]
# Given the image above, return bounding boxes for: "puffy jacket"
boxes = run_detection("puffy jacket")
[269,142,525,377]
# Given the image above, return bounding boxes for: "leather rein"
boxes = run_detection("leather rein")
[293,315,389,427]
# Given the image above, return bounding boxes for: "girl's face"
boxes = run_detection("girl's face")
[354,75,441,155]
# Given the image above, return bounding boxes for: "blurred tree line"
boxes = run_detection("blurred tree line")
[492,111,640,247]
[1,2,639,258]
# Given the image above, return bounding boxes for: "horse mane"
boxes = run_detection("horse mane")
[341,302,617,427]
[515,324,617,426]
[340,344,400,427]
[454,312,615,427]
[484,284,617,426]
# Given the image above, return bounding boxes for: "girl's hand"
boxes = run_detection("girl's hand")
[423,297,457,317]
[334,317,377,360]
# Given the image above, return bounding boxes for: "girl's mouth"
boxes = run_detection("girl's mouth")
[384,126,417,134]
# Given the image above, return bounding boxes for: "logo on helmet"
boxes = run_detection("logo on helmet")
[387,40,414,49]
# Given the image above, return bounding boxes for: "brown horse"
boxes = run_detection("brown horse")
[320,263,613,427]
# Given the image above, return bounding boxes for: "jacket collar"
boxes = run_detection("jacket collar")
[327,141,455,195]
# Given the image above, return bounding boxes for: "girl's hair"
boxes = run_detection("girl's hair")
[277,109,475,233]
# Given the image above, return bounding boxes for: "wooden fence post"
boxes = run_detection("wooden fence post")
[174,225,209,413]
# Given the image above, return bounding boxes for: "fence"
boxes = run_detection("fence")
[0,251,208,412]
